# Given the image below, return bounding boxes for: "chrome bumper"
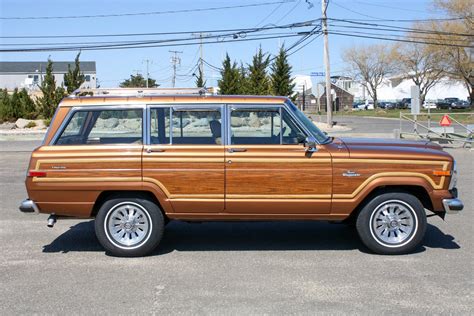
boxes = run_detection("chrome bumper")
[442,198,464,214]
[19,199,40,214]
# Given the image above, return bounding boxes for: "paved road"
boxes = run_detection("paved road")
[1,139,473,314]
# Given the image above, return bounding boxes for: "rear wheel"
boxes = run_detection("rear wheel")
[95,197,164,257]
[356,192,427,255]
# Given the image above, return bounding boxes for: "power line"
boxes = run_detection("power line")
[275,0,302,24]
[255,1,286,27]
[330,1,466,23]
[0,20,318,39]
[0,31,307,53]
[352,0,436,14]
[328,19,473,37]
[1,1,296,20]
[330,24,474,41]
[328,31,473,48]
[329,28,469,43]
[331,0,383,20]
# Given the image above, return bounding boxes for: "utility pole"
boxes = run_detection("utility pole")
[302,84,306,111]
[192,33,211,84]
[322,0,332,127]
[143,59,152,88]
[169,50,182,88]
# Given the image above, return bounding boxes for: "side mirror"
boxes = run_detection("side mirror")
[304,136,318,152]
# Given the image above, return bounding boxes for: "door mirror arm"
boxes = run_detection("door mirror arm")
[304,136,318,152]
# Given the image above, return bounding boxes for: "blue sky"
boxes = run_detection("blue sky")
[0,0,443,88]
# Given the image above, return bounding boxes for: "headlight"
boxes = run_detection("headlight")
[449,160,457,190]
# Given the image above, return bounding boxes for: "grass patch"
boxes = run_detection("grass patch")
[25,121,37,128]
[333,109,474,123]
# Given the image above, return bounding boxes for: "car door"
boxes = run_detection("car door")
[224,104,332,215]
[142,104,225,214]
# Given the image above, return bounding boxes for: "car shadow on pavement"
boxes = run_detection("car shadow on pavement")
[42,220,460,255]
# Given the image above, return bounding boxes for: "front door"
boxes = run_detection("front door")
[224,104,332,215]
[143,105,225,214]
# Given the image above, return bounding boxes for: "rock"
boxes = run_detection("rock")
[103,118,119,129]
[122,118,141,131]
[249,113,261,128]
[0,122,16,130]
[231,117,245,127]
[33,120,46,130]
[15,118,31,129]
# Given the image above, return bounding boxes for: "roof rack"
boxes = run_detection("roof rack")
[69,87,218,98]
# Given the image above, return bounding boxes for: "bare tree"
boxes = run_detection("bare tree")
[429,0,473,104]
[343,44,397,108]
[395,42,444,104]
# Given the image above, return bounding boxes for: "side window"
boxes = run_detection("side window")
[150,108,222,145]
[56,108,143,145]
[230,107,306,145]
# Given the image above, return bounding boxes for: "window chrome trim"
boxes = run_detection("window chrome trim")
[226,103,310,146]
[50,104,146,145]
[147,103,225,146]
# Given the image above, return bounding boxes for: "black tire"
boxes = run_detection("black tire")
[356,192,427,255]
[95,197,164,257]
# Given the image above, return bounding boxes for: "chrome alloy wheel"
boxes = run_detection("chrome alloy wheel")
[369,200,417,248]
[104,202,152,249]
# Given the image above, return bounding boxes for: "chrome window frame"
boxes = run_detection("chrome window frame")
[146,104,225,146]
[51,104,146,145]
[226,103,310,146]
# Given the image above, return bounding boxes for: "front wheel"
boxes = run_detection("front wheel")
[356,192,427,255]
[95,197,164,257]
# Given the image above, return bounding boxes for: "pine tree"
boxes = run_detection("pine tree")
[218,53,241,95]
[63,52,85,93]
[119,74,158,88]
[19,88,37,119]
[10,88,23,119]
[248,47,271,95]
[238,63,249,95]
[0,89,14,121]
[271,46,295,97]
[36,59,66,119]
[195,67,206,88]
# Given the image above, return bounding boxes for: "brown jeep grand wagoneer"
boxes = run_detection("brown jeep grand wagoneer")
[20,88,463,256]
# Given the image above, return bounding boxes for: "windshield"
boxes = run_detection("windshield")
[286,101,331,144]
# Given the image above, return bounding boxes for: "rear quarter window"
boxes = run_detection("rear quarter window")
[55,108,143,145]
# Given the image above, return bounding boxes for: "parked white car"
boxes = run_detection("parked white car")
[423,101,437,109]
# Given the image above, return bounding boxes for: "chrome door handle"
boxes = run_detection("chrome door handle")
[227,148,247,153]
[146,148,165,153]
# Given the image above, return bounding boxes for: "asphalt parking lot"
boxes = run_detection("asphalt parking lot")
[0,138,472,314]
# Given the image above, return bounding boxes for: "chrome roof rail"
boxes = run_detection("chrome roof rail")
[69,87,217,98]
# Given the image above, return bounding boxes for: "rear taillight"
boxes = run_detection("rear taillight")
[28,171,47,177]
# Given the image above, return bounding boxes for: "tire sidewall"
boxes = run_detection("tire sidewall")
[95,197,164,257]
[356,192,427,255]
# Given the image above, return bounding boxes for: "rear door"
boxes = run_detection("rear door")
[224,104,332,215]
[143,104,225,214]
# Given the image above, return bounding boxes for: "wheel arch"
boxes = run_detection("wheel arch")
[345,184,434,223]
[91,190,170,219]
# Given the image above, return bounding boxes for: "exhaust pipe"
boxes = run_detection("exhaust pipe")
[47,214,57,228]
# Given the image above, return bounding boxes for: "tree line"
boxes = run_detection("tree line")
[217,46,295,97]
[343,0,472,107]
[0,53,85,123]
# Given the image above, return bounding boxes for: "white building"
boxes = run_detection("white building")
[0,61,97,92]
[333,75,469,102]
